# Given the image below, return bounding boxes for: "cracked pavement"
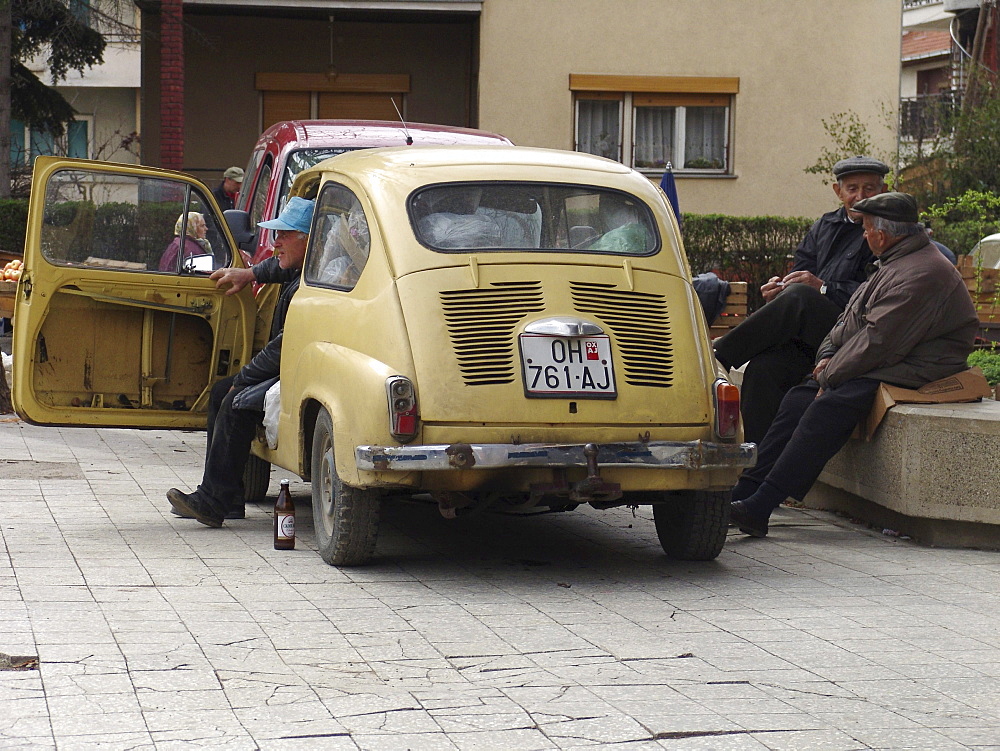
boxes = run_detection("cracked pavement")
[1,421,999,749]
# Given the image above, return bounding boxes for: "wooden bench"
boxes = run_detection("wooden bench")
[958,255,999,324]
[708,281,748,338]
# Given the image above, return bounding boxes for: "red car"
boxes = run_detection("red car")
[233,120,512,266]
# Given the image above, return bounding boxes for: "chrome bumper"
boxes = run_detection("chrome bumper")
[356,440,756,472]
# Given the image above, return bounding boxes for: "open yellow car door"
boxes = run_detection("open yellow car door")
[12,157,256,429]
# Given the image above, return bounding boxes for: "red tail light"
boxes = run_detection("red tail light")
[714,379,741,440]
[386,376,419,442]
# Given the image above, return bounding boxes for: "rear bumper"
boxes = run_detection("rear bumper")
[356,440,756,472]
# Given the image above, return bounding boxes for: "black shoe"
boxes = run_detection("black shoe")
[171,505,245,520]
[730,500,769,538]
[167,488,225,528]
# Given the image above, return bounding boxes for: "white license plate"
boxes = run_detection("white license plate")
[519,334,617,398]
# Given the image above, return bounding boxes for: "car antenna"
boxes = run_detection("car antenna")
[390,97,413,145]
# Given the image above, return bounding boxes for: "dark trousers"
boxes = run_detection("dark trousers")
[713,283,842,444]
[199,376,261,511]
[731,377,881,516]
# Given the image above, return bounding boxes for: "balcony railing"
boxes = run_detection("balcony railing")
[900,91,962,140]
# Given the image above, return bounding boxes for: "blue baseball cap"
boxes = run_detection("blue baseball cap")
[259,197,315,234]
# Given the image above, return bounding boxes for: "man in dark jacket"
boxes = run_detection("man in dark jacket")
[167,197,315,527]
[212,167,244,212]
[713,156,888,443]
[729,192,979,538]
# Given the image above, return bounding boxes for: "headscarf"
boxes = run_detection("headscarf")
[174,212,211,252]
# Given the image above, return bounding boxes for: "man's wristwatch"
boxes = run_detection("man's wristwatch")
[819,283,828,295]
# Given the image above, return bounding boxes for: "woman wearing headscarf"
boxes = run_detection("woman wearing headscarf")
[159,212,212,271]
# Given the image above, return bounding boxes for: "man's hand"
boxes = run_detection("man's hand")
[812,357,832,397]
[761,276,784,303]
[780,270,823,290]
[210,267,256,296]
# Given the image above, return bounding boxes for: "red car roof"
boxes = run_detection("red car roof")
[258,120,512,150]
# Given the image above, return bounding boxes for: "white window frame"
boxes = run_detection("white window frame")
[576,95,731,175]
[570,75,738,177]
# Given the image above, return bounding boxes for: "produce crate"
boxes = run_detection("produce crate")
[0,280,16,319]
[708,281,748,338]
[958,255,1000,324]
[0,249,22,267]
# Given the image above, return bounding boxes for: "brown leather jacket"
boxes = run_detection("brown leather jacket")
[816,230,978,390]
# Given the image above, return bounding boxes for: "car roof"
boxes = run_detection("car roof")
[294,145,676,279]
[310,144,636,177]
[257,120,512,151]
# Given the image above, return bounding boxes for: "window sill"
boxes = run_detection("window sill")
[638,170,737,180]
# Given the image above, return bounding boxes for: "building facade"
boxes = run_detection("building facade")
[16,0,142,174]
[132,0,902,218]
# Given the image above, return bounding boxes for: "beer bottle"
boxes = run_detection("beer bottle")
[273,479,295,550]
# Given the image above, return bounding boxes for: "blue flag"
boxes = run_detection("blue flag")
[659,164,681,228]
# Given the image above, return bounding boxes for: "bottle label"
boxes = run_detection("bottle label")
[277,514,295,540]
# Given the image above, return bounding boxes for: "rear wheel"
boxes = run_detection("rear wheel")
[311,408,380,566]
[653,490,729,561]
[242,454,271,503]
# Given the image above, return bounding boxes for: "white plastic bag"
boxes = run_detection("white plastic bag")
[263,380,281,449]
[2,351,12,391]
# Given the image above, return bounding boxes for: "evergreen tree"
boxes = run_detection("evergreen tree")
[1,0,107,198]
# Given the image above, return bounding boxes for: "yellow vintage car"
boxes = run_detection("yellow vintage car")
[14,148,754,565]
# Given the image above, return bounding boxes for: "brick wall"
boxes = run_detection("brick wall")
[160,0,184,170]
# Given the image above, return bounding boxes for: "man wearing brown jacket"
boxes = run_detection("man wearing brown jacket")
[729,192,979,538]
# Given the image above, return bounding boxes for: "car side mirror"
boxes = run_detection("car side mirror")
[224,210,255,252]
[182,254,216,273]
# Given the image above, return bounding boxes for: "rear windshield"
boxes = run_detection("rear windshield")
[408,182,659,255]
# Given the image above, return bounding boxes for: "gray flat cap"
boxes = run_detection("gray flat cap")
[850,192,919,224]
[833,156,890,179]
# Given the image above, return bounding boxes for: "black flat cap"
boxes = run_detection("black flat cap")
[850,192,919,223]
[833,156,890,179]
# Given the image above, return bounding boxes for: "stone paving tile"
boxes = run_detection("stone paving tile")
[847,726,976,749]
[3,421,1000,748]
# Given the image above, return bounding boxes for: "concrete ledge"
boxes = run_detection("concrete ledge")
[803,400,1000,549]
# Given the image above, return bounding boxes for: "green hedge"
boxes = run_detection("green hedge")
[681,214,813,312]
[0,199,29,255]
[931,220,1000,257]
[41,200,182,268]
[968,349,1000,386]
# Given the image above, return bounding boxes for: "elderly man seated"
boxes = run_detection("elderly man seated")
[728,192,979,539]
[168,197,315,527]
[713,157,888,443]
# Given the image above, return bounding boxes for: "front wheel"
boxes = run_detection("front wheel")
[311,408,380,566]
[653,490,729,561]
[242,454,271,503]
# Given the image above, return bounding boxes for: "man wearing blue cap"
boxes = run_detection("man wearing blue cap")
[168,197,315,527]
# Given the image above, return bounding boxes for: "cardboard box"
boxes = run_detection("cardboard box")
[857,367,994,441]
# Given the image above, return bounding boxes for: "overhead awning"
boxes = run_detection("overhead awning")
[181,0,481,10]
[905,5,955,31]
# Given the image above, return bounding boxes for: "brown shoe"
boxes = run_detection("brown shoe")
[167,488,225,528]
[171,505,245,520]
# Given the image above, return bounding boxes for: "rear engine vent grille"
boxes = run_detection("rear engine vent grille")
[441,282,545,385]
[571,281,674,387]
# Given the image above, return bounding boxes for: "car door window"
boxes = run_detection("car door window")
[236,149,262,213]
[304,183,371,291]
[244,156,273,253]
[40,169,232,273]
